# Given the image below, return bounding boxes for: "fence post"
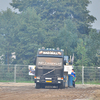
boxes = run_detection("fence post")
[14,65,16,83]
[82,66,84,84]
[98,67,100,83]
[31,76,33,81]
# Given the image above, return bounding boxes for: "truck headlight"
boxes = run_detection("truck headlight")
[37,77,40,79]
[58,81,61,83]
[37,80,39,82]
[58,77,63,80]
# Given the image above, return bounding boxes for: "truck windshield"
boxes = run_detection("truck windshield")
[36,57,63,67]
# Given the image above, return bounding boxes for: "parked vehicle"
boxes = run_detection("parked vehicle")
[34,47,66,88]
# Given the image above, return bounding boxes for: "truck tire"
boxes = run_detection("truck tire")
[41,84,45,88]
[36,83,41,89]
[58,83,63,89]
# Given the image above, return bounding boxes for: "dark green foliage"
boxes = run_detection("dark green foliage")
[0,0,100,66]
[0,9,20,64]
[74,66,82,82]
[82,29,100,66]
[54,19,78,56]
[14,8,46,64]
[10,0,96,34]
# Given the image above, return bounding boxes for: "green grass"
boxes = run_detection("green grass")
[0,80,100,85]
[0,80,14,82]
[75,81,82,84]
[75,81,100,85]
[84,81,100,85]
[16,81,35,83]
[0,80,35,83]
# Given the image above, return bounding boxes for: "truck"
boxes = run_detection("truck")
[34,47,66,88]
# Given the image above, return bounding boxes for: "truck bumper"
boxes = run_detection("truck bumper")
[35,79,63,85]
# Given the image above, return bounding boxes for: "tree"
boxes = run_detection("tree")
[86,29,100,66]
[53,19,78,56]
[14,7,46,64]
[75,38,90,66]
[0,34,5,64]
[0,7,46,65]
[0,0,98,66]
[0,8,19,64]
[10,0,96,35]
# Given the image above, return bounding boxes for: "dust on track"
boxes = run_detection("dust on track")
[0,83,100,100]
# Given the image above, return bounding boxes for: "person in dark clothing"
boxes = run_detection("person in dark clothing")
[71,69,76,87]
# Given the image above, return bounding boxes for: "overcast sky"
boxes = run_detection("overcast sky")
[0,0,100,29]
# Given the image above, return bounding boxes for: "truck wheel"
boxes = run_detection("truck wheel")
[36,83,41,89]
[58,84,63,89]
[41,84,45,88]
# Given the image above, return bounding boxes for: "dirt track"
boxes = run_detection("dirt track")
[0,83,100,100]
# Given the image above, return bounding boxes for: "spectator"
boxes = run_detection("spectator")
[71,69,76,87]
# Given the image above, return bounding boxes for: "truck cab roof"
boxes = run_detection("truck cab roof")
[37,49,64,57]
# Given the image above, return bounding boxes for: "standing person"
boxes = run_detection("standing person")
[71,69,76,87]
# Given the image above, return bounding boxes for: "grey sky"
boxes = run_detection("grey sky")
[0,0,100,29]
[0,0,18,12]
[0,0,12,11]
[88,0,100,29]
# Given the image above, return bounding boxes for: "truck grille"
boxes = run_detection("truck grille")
[38,69,62,76]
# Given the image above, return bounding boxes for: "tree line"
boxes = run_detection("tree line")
[0,0,100,66]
